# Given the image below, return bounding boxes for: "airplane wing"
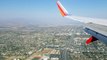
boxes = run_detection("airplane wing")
[56,1,107,44]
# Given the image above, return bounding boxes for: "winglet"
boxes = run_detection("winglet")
[56,1,69,17]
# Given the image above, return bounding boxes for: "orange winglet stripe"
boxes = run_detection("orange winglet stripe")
[57,2,67,16]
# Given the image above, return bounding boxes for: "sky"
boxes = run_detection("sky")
[0,0,107,26]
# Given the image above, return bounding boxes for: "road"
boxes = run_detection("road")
[60,48,71,60]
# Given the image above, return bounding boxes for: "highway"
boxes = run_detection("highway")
[59,48,71,60]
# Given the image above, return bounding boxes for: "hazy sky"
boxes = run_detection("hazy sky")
[0,0,107,26]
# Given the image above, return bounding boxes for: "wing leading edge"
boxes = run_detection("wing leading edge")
[56,1,107,45]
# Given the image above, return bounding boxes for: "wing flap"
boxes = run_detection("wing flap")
[85,28,107,44]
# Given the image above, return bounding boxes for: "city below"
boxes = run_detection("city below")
[0,25,107,60]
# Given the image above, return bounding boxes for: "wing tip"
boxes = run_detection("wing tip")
[56,0,68,17]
